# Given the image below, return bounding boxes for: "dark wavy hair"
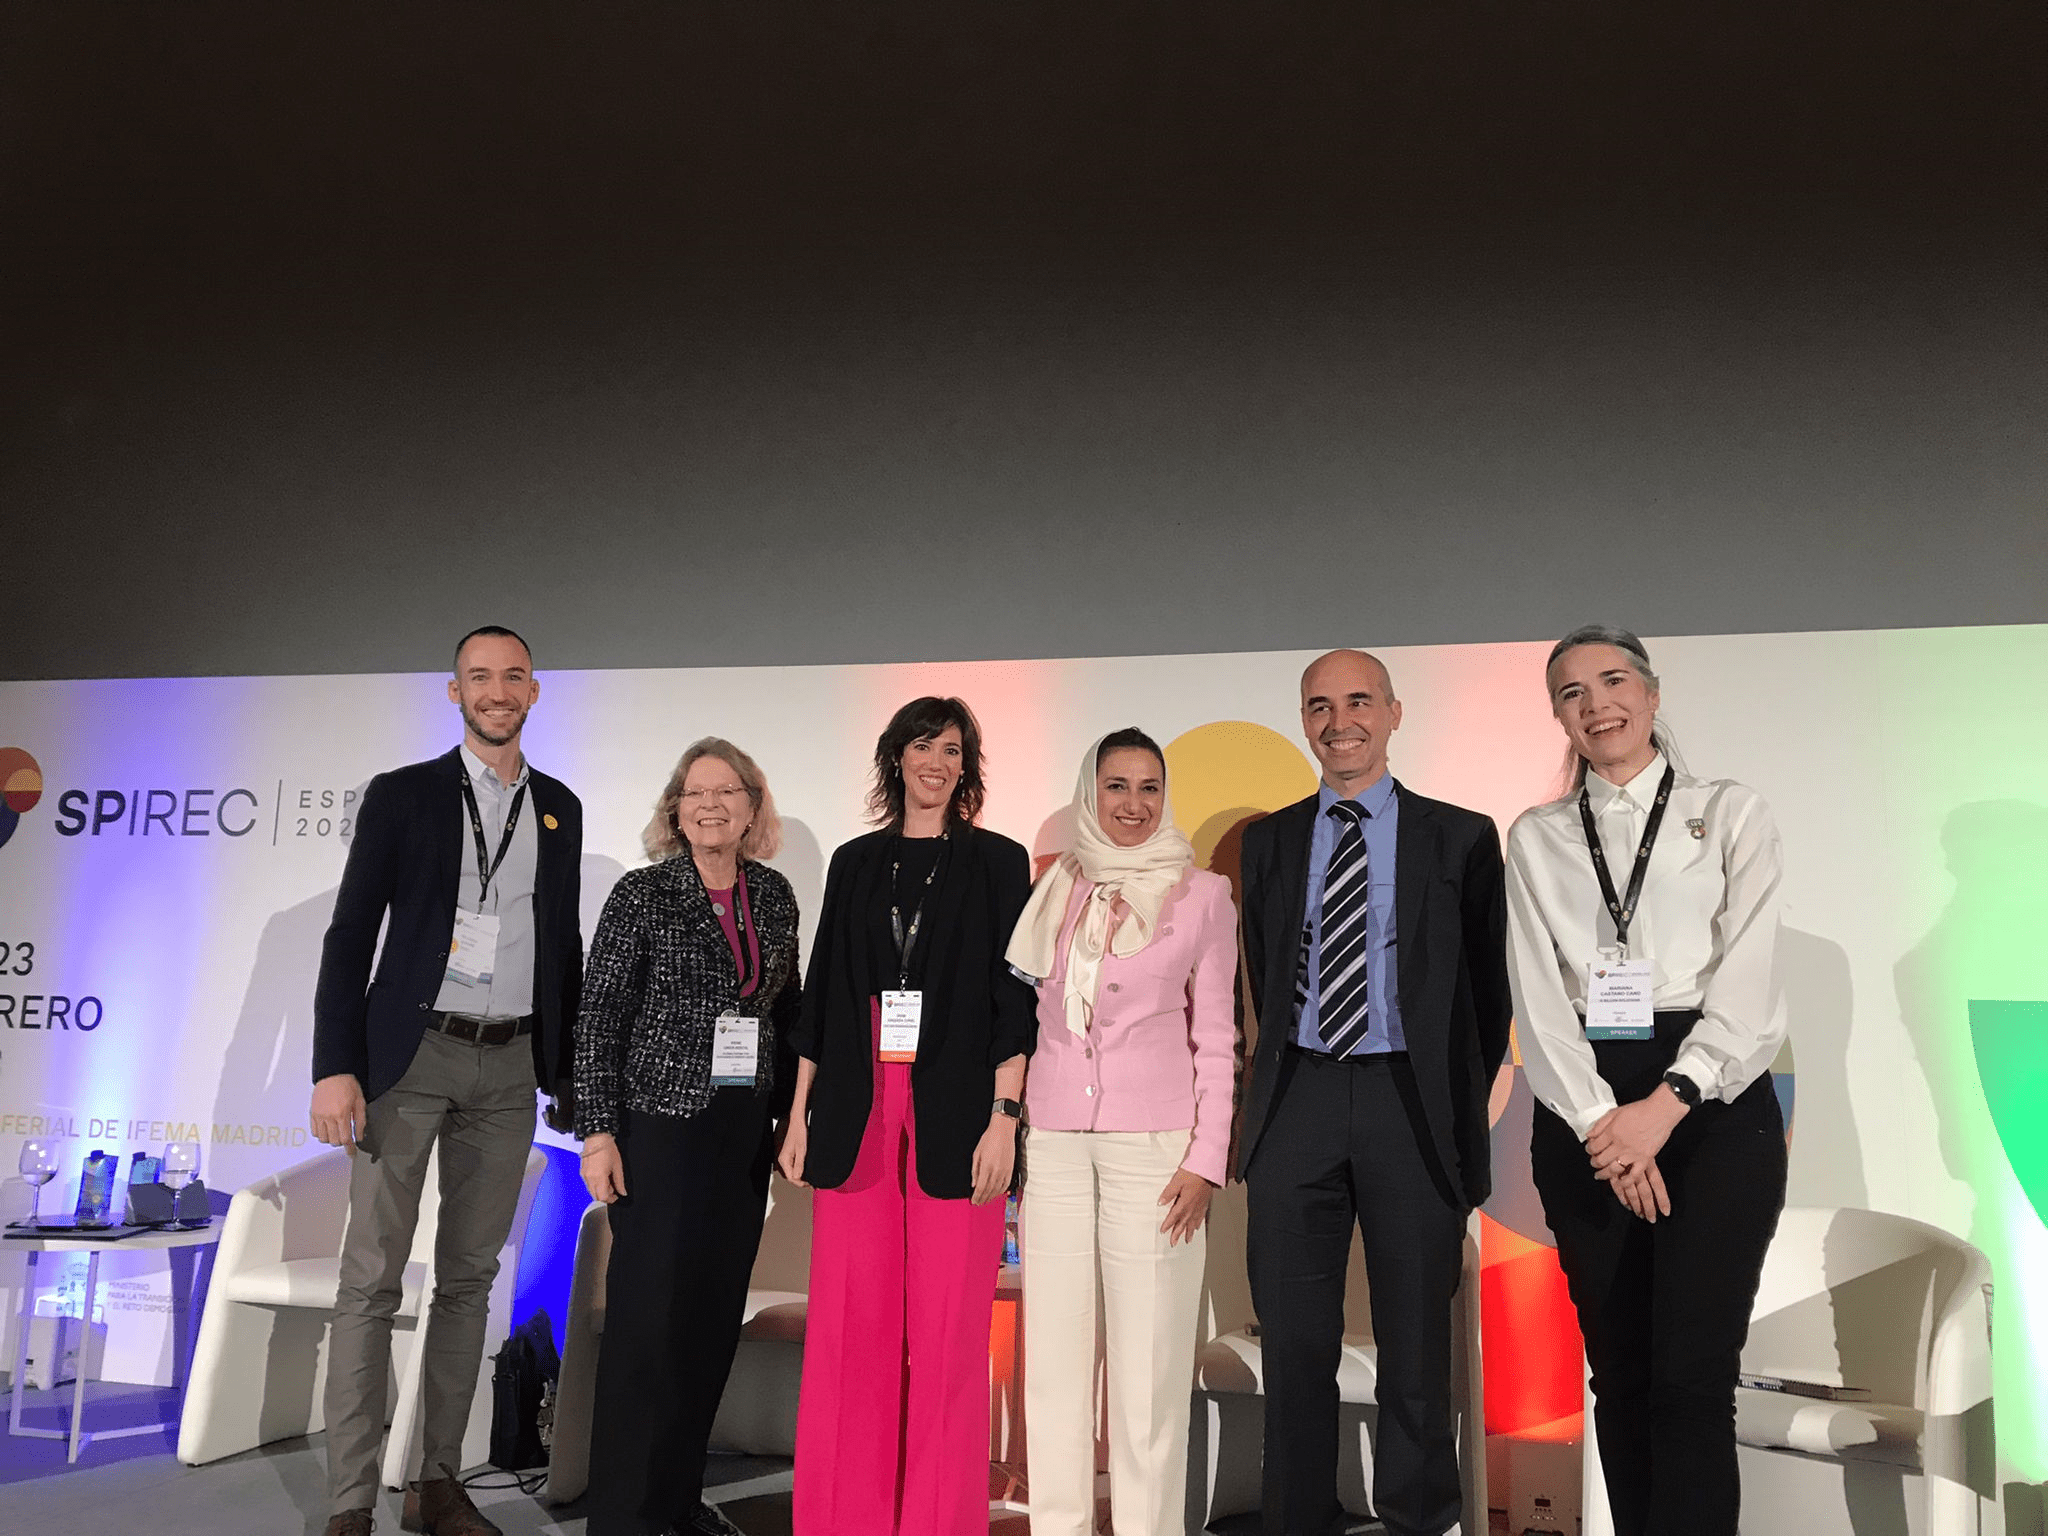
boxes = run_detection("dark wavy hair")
[1095,727,1165,774]
[866,696,988,828]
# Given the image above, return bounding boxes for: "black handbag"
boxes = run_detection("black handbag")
[488,1310,560,1470]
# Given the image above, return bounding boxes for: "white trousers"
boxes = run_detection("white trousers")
[1021,1127,1206,1536]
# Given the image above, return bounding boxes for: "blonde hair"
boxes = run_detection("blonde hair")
[644,738,783,863]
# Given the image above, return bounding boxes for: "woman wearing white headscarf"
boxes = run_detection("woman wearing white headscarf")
[1005,728,1239,1536]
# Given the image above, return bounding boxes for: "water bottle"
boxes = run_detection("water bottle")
[72,1149,117,1227]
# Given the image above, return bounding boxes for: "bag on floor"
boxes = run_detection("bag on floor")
[489,1309,560,1470]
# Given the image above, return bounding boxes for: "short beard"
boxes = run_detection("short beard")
[462,700,527,748]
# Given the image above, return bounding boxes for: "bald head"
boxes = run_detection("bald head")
[1299,648,1403,795]
[1299,648,1396,706]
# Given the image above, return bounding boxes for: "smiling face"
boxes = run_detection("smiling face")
[1094,746,1165,848]
[900,725,965,819]
[1548,643,1661,783]
[1300,649,1403,795]
[447,632,538,750]
[676,755,753,859]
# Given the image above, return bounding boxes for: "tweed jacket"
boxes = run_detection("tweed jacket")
[574,854,801,1138]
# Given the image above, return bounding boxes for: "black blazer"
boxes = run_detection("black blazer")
[789,822,1037,1199]
[573,854,802,1137]
[312,747,585,1102]
[1237,780,1511,1208]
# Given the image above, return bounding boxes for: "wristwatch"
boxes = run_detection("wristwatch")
[1661,1071,1702,1107]
[992,1097,1025,1123]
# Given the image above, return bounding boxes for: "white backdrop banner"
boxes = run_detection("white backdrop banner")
[2,626,2046,1483]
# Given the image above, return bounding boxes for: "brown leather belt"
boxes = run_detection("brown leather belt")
[426,1011,533,1046]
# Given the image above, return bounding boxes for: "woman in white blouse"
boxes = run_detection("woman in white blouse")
[1504,624,1786,1536]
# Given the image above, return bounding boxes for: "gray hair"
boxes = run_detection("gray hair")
[1545,624,1682,795]
[644,737,784,863]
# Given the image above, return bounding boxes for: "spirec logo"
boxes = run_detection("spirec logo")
[0,748,43,850]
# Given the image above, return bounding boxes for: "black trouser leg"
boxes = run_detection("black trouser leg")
[1352,1058,1467,1536]
[1532,1014,1787,1536]
[1248,1056,1354,1536]
[588,1094,773,1536]
[1247,1053,1466,1536]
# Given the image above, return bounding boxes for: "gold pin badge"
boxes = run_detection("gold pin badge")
[543,813,559,830]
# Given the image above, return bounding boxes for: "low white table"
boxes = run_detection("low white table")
[5,1223,221,1462]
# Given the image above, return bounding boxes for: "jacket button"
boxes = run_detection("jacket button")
[1083,1047,1092,1058]
[1106,983,1120,993]
[1161,926,1174,937]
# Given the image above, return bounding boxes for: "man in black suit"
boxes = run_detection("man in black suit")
[309,625,584,1536]
[1238,648,1510,1536]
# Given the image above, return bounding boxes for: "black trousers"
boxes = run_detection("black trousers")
[1530,1011,1787,1536]
[1245,1049,1467,1536]
[588,1093,774,1536]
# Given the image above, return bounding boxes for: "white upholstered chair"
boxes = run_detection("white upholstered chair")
[176,1142,547,1489]
[1186,1228,1488,1532]
[1580,1205,2000,1536]
[541,1179,811,1505]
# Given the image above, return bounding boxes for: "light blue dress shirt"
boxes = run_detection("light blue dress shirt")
[1292,772,1405,1054]
[431,744,538,1020]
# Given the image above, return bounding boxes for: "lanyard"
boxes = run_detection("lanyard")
[458,764,528,906]
[1577,762,1675,957]
[889,832,947,988]
[715,866,759,996]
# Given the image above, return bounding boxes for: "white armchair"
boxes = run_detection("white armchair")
[1186,1228,1488,1532]
[1580,1205,1999,1536]
[176,1143,547,1489]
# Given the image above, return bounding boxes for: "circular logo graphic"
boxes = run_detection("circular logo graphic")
[0,747,43,850]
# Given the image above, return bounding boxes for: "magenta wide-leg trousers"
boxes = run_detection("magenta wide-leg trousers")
[794,1055,1004,1536]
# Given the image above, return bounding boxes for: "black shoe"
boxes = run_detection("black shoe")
[688,1501,748,1536]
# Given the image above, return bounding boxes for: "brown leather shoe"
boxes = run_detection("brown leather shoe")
[321,1512,374,1536]
[399,1475,501,1536]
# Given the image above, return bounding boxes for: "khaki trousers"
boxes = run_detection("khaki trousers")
[324,1027,536,1516]
[1021,1128,1205,1536]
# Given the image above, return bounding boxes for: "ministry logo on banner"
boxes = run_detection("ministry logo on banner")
[0,747,43,850]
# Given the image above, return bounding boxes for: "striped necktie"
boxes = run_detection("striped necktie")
[1318,799,1375,1056]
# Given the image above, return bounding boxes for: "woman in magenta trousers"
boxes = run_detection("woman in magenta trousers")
[777,695,1036,1535]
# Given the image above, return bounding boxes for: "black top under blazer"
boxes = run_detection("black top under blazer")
[789,822,1037,1200]
[572,854,802,1137]
[312,747,585,1103]
[1237,780,1512,1209]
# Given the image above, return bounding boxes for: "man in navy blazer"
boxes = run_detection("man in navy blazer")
[309,625,583,1536]
[1237,649,1511,1536]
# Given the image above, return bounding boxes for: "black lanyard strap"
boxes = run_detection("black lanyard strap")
[1577,762,1675,955]
[889,832,947,988]
[459,765,528,905]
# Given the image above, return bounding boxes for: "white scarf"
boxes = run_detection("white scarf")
[1005,738,1196,1037]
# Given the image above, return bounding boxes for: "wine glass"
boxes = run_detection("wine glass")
[18,1139,60,1228]
[162,1141,200,1192]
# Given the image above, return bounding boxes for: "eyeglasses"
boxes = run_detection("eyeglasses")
[680,785,751,804]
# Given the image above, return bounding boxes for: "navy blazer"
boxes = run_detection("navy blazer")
[1237,780,1510,1208]
[312,747,585,1102]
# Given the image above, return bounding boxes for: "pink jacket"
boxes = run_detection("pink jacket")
[1023,867,1239,1186]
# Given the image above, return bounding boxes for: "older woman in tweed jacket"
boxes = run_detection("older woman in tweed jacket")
[575,737,801,1536]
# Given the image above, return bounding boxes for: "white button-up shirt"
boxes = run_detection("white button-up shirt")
[1504,753,1785,1139]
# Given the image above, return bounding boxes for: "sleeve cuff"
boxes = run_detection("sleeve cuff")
[1181,1136,1229,1188]
[1566,1095,1620,1142]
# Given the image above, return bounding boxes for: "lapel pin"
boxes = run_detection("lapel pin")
[1686,817,1705,839]
[543,813,559,830]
